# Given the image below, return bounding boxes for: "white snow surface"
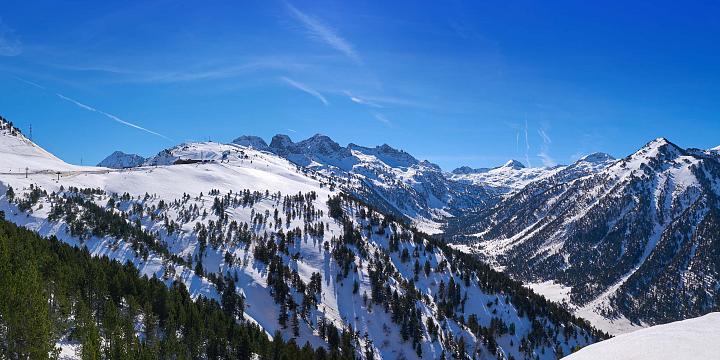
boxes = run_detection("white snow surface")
[564,312,720,360]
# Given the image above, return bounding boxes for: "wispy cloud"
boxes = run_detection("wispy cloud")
[14,76,45,89]
[286,3,361,64]
[55,93,172,141]
[524,119,532,168]
[537,151,555,166]
[374,113,391,125]
[52,57,309,84]
[0,19,21,56]
[345,91,382,108]
[139,60,299,83]
[537,128,552,144]
[280,76,328,105]
[536,127,555,166]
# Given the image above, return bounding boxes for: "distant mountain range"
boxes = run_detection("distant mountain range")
[98,133,613,234]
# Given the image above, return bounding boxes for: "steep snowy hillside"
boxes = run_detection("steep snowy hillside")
[97,151,145,168]
[449,138,720,334]
[564,312,720,360]
[0,117,605,359]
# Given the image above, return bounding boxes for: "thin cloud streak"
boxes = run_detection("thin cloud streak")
[538,128,552,144]
[374,113,391,125]
[55,93,172,141]
[537,127,556,166]
[286,3,361,64]
[537,151,556,167]
[524,119,532,168]
[280,76,328,105]
[14,76,46,90]
[0,19,22,56]
[345,91,382,108]
[52,58,309,84]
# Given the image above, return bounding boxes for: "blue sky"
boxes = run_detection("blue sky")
[0,0,718,169]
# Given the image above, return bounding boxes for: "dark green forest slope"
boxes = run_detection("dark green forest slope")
[0,218,351,360]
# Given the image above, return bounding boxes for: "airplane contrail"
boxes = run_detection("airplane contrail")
[13,75,172,141]
[55,93,172,141]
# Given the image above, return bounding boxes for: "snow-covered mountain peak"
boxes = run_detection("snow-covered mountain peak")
[450,159,527,176]
[449,159,560,195]
[295,133,349,156]
[500,159,526,169]
[143,141,251,166]
[349,142,420,168]
[97,151,145,169]
[578,152,615,163]
[232,135,269,151]
[614,137,685,173]
[640,137,683,157]
[451,166,485,175]
[268,133,352,159]
[267,133,354,169]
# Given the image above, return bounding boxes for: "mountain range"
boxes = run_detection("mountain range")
[93,132,720,335]
[1,117,604,359]
[3,114,719,357]
[99,133,613,235]
[447,138,720,333]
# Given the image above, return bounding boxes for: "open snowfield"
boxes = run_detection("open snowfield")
[564,312,720,360]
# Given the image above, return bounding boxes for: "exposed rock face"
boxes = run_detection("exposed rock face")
[97,151,146,168]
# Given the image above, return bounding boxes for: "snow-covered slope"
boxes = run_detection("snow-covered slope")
[0,117,604,359]
[564,312,720,360]
[449,138,720,334]
[97,150,145,168]
[0,118,80,173]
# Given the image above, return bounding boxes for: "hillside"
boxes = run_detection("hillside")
[0,218,333,360]
[0,117,604,359]
[448,138,720,334]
